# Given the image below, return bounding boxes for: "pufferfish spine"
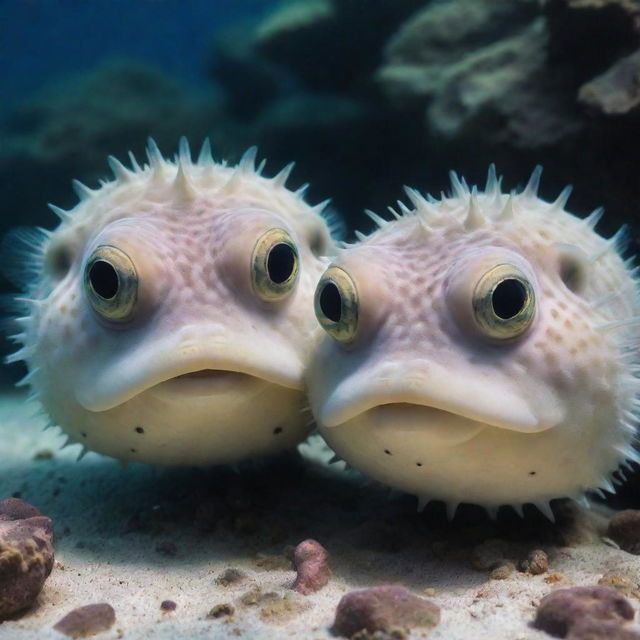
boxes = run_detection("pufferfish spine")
[310,165,640,520]
[2,138,340,466]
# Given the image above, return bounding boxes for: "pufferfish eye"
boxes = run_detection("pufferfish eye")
[314,266,358,343]
[252,228,300,301]
[473,264,535,340]
[84,245,138,321]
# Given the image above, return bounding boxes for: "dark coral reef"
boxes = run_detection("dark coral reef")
[3,0,639,244]
[1,0,640,376]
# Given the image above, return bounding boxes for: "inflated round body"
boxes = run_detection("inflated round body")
[308,168,640,516]
[5,139,337,465]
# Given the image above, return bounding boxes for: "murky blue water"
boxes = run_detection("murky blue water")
[1,0,275,111]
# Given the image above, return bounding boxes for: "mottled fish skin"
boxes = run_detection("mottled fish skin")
[3,138,338,465]
[308,166,640,519]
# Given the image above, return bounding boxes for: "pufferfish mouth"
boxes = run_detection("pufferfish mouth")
[75,336,305,412]
[154,369,257,397]
[316,371,564,436]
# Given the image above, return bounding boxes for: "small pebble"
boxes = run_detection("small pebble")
[208,603,235,618]
[598,572,640,599]
[53,603,116,638]
[216,568,246,587]
[333,585,440,638]
[533,586,634,638]
[519,549,549,575]
[490,561,515,580]
[292,539,331,595]
[160,600,177,612]
[470,539,508,571]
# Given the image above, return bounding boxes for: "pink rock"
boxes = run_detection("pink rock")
[533,586,635,638]
[53,603,116,638]
[292,539,331,595]
[568,619,640,640]
[333,585,440,637]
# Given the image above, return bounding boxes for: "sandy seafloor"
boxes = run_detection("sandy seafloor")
[2,391,640,639]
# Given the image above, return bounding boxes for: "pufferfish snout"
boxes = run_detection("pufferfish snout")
[307,166,640,519]
[2,138,339,466]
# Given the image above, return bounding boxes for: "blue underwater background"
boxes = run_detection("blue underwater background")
[1,0,640,390]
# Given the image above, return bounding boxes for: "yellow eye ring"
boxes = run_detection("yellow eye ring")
[473,264,535,340]
[314,266,358,343]
[84,245,138,322]
[252,228,300,302]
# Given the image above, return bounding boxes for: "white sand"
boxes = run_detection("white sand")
[1,390,640,639]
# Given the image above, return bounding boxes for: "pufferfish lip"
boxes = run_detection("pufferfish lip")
[315,366,565,434]
[152,369,258,397]
[75,336,305,412]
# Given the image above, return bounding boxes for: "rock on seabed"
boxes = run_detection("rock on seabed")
[0,498,54,619]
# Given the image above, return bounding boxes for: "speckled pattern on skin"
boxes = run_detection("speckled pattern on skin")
[308,166,640,518]
[3,138,337,465]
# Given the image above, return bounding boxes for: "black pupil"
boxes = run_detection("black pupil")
[492,278,526,320]
[267,243,295,284]
[89,260,119,299]
[320,282,342,323]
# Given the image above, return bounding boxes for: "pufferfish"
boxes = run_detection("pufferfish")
[307,166,640,519]
[2,138,338,466]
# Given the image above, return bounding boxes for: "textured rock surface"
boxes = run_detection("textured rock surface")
[533,586,635,637]
[608,510,640,554]
[292,539,331,595]
[0,498,54,619]
[332,585,440,637]
[53,603,116,638]
[520,549,549,575]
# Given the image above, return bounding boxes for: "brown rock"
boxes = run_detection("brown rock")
[567,618,640,640]
[216,567,246,586]
[520,549,549,574]
[470,538,509,571]
[598,572,640,599]
[208,603,235,618]
[533,586,635,637]
[490,561,515,580]
[333,585,440,637]
[53,603,116,638]
[292,539,331,595]
[0,498,54,619]
[608,510,640,554]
